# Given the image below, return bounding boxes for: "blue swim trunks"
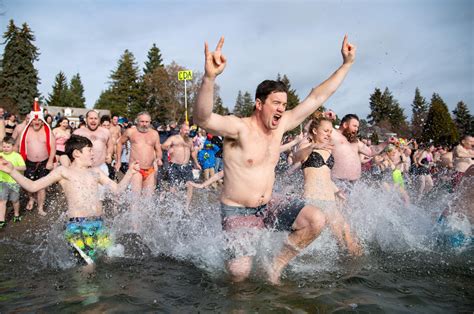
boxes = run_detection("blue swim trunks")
[65,217,111,261]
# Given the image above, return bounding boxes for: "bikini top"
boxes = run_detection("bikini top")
[301,150,335,170]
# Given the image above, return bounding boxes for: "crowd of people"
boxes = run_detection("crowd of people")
[0,35,472,283]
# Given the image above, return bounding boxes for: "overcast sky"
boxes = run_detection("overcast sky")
[1,0,473,120]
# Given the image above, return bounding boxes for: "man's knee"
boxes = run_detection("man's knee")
[226,257,253,282]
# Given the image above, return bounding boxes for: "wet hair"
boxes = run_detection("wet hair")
[2,137,15,145]
[309,111,333,134]
[255,80,288,104]
[461,134,473,141]
[65,135,93,162]
[340,114,359,126]
[100,115,111,124]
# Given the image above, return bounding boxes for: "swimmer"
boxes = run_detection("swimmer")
[115,112,162,197]
[161,123,201,192]
[194,35,356,284]
[0,135,140,264]
[293,111,361,255]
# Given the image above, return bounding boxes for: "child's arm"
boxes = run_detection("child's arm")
[187,170,224,189]
[98,161,140,194]
[0,157,63,192]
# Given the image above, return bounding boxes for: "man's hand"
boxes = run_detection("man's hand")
[105,155,112,164]
[46,160,54,170]
[204,36,227,79]
[0,157,14,174]
[341,35,356,65]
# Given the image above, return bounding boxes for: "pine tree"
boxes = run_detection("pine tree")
[233,90,245,117]
[241,91,254,117]
[277,74,300,111]
[214,95,229,116]
[410,87,428,140]
[47,71,69,107]
[95,49,142,117]
[68,73,86,108]
[367,88,388,125]
[452,101,472,136]
[422,93,459,145]
[143,43,164,75]
[0,20,40,115]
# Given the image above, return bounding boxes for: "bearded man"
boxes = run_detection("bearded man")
[18,99,56,215]
[72,110,114,176]
[331,114,395,189]
[115,112,162,196]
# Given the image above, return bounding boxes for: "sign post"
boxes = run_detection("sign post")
[178,70,193,125]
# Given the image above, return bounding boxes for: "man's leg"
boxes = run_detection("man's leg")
[142,172,157,197]
[268,204,326,284]
[226,256,254,282]
[130,172,143,195]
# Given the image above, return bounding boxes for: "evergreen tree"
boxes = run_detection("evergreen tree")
[241,91,254,117]
[422,93,459,145]
[233,90,245,116]
[68,73,86,108]
[410,87,428,140]
[277,74,300,111]
[452,101,472,136]
[143,43,164,74]
[142,65,173,123]
[47,71,69,107]
[368,87,407,135]
[214,95,229,116]
[95,49,142,117]
[367,88,387,125]
[0,20,40,114]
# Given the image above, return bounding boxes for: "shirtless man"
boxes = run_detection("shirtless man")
[452,134,474,188]
[331,114,395,188]
[194,36,356,284]
[0,135,140,264]
[18,101,56,216]
[12,113,30,147]
[115,112,162,196]
[72,110,114,176]
[161,123,201,190]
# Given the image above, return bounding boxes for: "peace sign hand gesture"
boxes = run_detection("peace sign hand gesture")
[204,36,227,79]
[341,34,356,65]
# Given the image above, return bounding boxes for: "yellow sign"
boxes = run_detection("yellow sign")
[178,70,193,81]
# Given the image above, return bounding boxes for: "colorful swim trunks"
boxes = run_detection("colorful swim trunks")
[65,217,111,261]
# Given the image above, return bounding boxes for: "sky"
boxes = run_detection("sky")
[1,0,473,120]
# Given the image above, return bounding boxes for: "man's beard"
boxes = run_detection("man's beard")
[342,128,358,143]
[87,124,98,131]
[137,126,149,133]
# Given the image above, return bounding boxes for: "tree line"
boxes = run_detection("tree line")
[0,20,472,146]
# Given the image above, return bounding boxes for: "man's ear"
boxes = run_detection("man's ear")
[255,98,263,111]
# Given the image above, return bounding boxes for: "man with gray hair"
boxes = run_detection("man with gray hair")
[115,112,163,196]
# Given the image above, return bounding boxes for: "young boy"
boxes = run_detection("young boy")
[0,137,26,228]
[0,135,140,261]
[197,137,220,188]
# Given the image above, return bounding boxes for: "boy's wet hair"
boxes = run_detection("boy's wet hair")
[255,80,288,105]
[2,137,15,145]
[65,135,93,162]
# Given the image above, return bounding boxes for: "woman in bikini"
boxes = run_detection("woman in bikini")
[294,111,361,255]
[53,117,72,166]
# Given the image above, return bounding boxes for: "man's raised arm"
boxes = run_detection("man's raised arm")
[284,35,356,131]
[194,37,241,139]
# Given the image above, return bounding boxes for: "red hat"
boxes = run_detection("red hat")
[207,133,213,140]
